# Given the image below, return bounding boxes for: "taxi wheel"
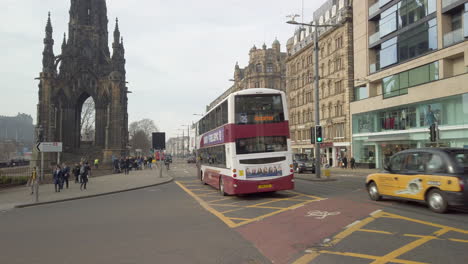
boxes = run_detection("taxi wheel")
[427,189,448,214]
[219,177,227,196]
[368,182,382,201]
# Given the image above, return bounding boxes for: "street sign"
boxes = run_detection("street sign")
[36,142,63,152]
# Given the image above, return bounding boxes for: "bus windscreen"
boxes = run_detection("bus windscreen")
[235,94,284,125]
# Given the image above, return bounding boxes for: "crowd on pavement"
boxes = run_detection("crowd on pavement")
[112,156,154,175]
[29,161,93,195]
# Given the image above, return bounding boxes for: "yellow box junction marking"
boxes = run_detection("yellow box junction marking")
[293,210,468,264]
[176,181,323,228]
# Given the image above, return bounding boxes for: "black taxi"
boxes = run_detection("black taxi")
[366,148,468,213]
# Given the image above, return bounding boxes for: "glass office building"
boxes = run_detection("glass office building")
[352,93,468,168]
[351,0,468,169]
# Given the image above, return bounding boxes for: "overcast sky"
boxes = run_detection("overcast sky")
[0,0,326,139]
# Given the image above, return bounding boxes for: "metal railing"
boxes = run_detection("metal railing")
[444,28,464,47]
[0,166,31,178]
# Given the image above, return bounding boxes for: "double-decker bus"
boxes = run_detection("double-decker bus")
[196,88,294,195]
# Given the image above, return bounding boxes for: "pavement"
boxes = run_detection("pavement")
[0,165,173,211]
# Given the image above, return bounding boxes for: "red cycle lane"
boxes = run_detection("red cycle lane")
[236,196,380,264]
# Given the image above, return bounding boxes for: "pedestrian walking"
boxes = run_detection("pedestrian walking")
[62,163,70,189]
[29,167,38,195]
[53,165,63,192]
[94,158,99,169]
[124,158,130,175]
[342,156,348,169]
[148,157,153,169]
[80,162,90,190]
[350,157,356,169]
[73,163,80,183]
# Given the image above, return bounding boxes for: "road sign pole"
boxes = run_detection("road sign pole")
[159,151,163,178]
[41,151,44,181]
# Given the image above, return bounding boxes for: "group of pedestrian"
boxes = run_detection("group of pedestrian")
[338,156,356,169]
[50,161,90,192]
[112,156,153,174]
[52,163,71,192]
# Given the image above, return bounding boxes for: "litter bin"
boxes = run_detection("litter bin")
[323,164,331,178]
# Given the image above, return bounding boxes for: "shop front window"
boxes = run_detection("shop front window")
[354,93,468,135]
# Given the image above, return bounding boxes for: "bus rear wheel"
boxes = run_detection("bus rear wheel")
[219,177,227,196]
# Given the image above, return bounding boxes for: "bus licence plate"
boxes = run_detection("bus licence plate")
[258,184,272,189]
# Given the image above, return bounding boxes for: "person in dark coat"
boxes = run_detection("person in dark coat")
[73,163,80,183]
[342,156,348,169]
[350,157,356,169]
[80,162,90,190]
[53,165,63,192]
[61,163,70,189]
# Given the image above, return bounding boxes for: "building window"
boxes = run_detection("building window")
[335,80,343,94]
[327,42,332,55]
[335,57,342,71]
[256,64,262,73]
[464,4,468,38]
[354,86,368,101]
[380,4,398,38]
[335,36,343,49]
[376,18,438,71]
[335,123,344,138]
[266,63,274,73]
[382,61,439,99]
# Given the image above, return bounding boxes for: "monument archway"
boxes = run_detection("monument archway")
[36,0,129,163]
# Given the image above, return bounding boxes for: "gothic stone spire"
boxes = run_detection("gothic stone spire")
[42,12,55,74]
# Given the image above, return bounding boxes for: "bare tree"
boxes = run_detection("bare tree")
[130,130,151,154]
[129,119,159,140]
[81,98,95,141]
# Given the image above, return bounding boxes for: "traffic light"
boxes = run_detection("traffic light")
[429,125,437,142]
[315,125,323,143]
[310,127,315,144]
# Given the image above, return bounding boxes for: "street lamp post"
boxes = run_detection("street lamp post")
[286,19,339,178]
[181,124,190,156]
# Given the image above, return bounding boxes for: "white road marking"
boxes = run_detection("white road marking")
[306,210,341,219]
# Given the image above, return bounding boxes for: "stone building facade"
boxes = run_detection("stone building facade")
[208,41,287,110]
[286,0,354,167]
[0,113,34,145]
[36,0,129,163]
